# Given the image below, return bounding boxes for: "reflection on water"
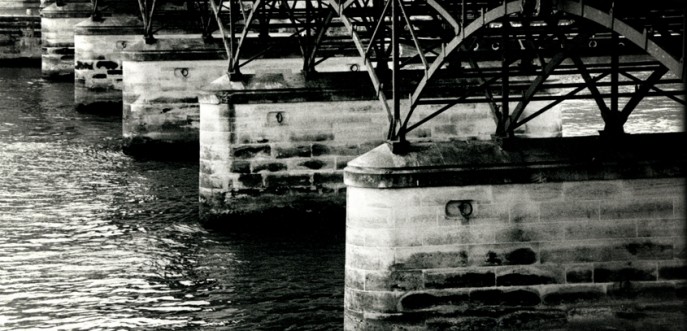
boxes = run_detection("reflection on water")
[0,66,682,330]
[0,67,344,330]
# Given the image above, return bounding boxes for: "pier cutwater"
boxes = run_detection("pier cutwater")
[0,0,685,329]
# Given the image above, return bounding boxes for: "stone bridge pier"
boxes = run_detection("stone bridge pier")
[0,0,41,62]
[343,134,686,330]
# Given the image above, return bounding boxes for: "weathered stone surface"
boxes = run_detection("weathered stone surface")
[470,288,541,306]
[541,285,605,305]
[606,281,678,301]
[563,220,636,240]
[496,265,564,286]
[399,290,469,311]
[593,261,658,282]
[233,145,271,159]
[495,224,564,243]
[273,144,311,158]
[395,248,470,270]
[565,264,594,283]
[540,238,673,263]
[424,268,495,289]
[343,134,685,330]
[600,198,675,220]
[470,244,539,266]
[366,270,424,291]
[497,310,567,329]
[658,260,687,280]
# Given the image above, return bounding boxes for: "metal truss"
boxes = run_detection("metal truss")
[127,0,685,151]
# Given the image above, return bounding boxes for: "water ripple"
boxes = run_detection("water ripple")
[0,67,345,330]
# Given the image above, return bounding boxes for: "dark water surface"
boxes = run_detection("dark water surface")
[0,67,344,330]
[0,66,682,330]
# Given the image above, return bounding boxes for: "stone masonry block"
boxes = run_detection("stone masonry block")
[563,181,625,200]
[658,260,687,280]
[272,144,311,158]
[526,183,564,202]
[565,264,594,283]
[606,281,677,301]
[264,173,312,188]
[510,201,540,223]
[346,267,365,290]
[251,160,288,173]
[540,238,674,264]
[498,310,568,330]
[563,220,636,240]
[623,177,685,197]
[433,124,458,136]
[346,226,366,246]
[496,265,565,286]
[424,268,496,289]
[470,287,541,306]
[290,158,336,171]
[363,228,424,247]
[236,174,263,188]
[394,246,469,270]
[199,159,219,175]
[199,175,225,190]
[230,160,251,173]
[199,145,231,161]
[494,224,564,243]
[600,198,674,220]
[469,243,539,267]
[393,206,438,228]
[675,236,686,259]
[398,290,469,311]
[423,225,496,246]
[289,131,334,142]
[346,244,395,270]
[540,284,606,305]
[347,205,392,229]
[333,124,382,142]
[539,200,599,222]
[312,143,360,156]
[232,144,271,159]
[365,270,424,291]
[637,218,685,237]
[313,171,344,187]
[675,197,685,219]
[593,261,658,282]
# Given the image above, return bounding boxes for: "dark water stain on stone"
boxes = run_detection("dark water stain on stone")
[505,248,537,265]
[497,273,557,286]
[96,61,118,70]
[300,160,326,170]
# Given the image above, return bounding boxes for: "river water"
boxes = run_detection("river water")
[0,67,344,330]
[0,66,682,330]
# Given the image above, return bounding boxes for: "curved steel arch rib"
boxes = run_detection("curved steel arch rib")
[559,1,683,81]
[396,0,684,140]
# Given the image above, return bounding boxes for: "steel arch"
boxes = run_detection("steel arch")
[374,0,685,142]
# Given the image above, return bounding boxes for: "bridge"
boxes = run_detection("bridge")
[123,0,685,141]
[1,0,686,329]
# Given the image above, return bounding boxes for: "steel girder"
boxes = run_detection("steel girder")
[131,0,685,147]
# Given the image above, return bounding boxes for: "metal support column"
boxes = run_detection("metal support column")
[390,0,405,147]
